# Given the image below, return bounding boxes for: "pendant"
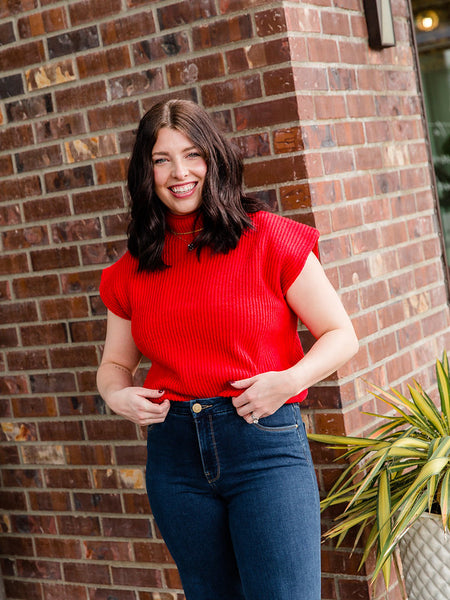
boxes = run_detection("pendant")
[188,242,194,251]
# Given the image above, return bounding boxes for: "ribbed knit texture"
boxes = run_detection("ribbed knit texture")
[100,210,319,402]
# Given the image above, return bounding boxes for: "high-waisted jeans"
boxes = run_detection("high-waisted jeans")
[146,397,321,600]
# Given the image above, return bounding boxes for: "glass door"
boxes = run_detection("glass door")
[412,0,450,259]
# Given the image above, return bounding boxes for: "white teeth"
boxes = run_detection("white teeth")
[170,183,196,194]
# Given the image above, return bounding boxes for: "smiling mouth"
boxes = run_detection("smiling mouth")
[169,182,197,196]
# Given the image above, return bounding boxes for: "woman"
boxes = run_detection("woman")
[97,99,358,600]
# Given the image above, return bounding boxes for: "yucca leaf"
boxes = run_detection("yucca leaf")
[377,468,391,585]
[372,491,428,582]
[346,450,390,510]
[437,358,450,431]
[440,469,450,531]
[307,433,383,447]
[408,385,446,436]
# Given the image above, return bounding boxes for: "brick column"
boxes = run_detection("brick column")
[1,1,449,599]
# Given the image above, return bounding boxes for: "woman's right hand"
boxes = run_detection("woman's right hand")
[107,387,170,426]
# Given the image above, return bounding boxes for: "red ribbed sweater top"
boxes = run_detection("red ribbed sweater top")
[100,210,319,403]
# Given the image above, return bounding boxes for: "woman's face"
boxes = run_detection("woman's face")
[151,127,207,215]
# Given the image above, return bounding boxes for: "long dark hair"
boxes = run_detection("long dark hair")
[127,99,264,271]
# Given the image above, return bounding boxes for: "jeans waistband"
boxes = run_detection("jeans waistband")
[169,396,235,416]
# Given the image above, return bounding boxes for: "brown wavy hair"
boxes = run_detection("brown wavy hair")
[127,99,264,271]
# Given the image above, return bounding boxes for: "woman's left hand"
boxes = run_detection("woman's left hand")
[230,371,300,424]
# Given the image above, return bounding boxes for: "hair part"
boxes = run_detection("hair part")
[127,99,265,272]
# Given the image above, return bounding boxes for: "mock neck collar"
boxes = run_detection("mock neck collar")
[165,210,203,234]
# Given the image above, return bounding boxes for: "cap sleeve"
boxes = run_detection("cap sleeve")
[99,252,134,320]
[279,220,319,295]
[259,212,319,295]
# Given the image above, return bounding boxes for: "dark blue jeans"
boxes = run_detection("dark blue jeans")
[146,397,321,600]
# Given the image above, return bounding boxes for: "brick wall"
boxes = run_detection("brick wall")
[1,1,449,599]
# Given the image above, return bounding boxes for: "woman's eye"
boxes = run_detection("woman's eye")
[187,152,201,159]
[153,158,167,165]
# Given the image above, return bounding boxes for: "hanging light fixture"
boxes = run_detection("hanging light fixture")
[415,10,440,32]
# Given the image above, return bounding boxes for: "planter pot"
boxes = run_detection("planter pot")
[399,512,450,600]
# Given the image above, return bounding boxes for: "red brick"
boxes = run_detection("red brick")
[18,7,67,37]
[314,95,346,119]
[0,175,41,201]
[193,14,252,49]
[339,40,368,64]
[307,37,338,62]
[13,275,60,299]
[88,101,140,131]
[226,38,291,73]
[111,566,162,588]
[65,444,113,465]
[347,95,377,119]
[167,54,225,87]
[23,195,70,222]
[8,349,48,371]
[319,235,352,264]
[40,296,89,321]
[101,517,152,538]
[12,396,57,417]
[0,123,34,149]
[45,165,94,192]
[51,218,101,243]
[77,46,131,79]
[95,157,129,184]
[328,66,357,90]
[3,580,43,600]
[83,540,132,561]
[322,149,355,175]
[109,68,164,100]
[55,81,107,111]
[0,327,19,348]
[244,154,307,188]
[133,32,190,65]
[85,419,138,441]
[29,372,76,394]
[321,10,351,35]
[42,583,88,600]
[73,492,122,513]
[158,0,217,29]
[202,74,261,107]
[81,240,127,266]
[0,301,38,325]
[0,253,29,276]
[49,346,97,369]
[254,7,287,36]
[0,40,45,70]
[232,133,270,159]
[35,113,85,142]
[65,563,110,585]
[100,11,155,45]
[31,246,80,271]
[69,0,121,26]
[285,5,322,32]
[48,26,99,58]
[235,97,299,131]
[29,490,71,511]
[0,490,27,510]
[134,541,174,563]
[335,121,365,146]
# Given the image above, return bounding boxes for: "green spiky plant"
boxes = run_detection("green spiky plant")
[308,352,450,587]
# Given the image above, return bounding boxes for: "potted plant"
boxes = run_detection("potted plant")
[308,353,450,597]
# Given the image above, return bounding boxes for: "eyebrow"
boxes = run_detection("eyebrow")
[152,146,198,157]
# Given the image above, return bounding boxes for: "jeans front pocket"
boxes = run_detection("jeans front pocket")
[251,403,299,432]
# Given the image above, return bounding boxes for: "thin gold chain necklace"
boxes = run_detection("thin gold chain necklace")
[168,227,204,251]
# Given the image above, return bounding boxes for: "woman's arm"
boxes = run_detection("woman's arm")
[232,253,359,422]
[97,311,170,425]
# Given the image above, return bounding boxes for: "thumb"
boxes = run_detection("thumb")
[230,376,257,389]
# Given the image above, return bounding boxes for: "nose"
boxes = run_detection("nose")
[172,158,188,179]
